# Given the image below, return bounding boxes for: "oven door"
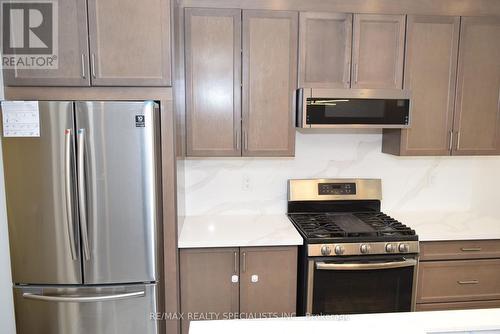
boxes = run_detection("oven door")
[307,256,417,315]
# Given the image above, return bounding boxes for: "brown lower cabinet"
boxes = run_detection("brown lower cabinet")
[417,240,500,311]
[179,246,297,334]
[416,299,500,311]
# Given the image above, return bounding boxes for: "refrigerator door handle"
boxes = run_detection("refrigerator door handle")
[77,129,91,261]
[64,129,77,261]
[22,290,145,303]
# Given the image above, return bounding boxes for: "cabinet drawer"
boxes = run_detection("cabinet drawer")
[417,259,500,303]
[416,299,500,312]
[420,240,500,261]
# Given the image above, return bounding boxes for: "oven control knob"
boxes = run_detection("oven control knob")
[385,243,395,253]
[320,245,332,256]
[399,243,409,253]
[334,245,345,255]
[360,244,370,254]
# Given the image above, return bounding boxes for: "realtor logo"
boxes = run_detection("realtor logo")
[1,0,58,69]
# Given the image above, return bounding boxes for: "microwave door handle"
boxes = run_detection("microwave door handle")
[77,129,91,261]
[64,129,77,261]
[22,290,145,303]
[316,258,417,271]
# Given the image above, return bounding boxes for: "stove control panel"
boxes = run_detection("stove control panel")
[308,241,420,257]
[318,182,356,195]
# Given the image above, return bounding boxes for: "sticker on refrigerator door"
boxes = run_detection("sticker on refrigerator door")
[135,115,145,127]
[1,101,40,137]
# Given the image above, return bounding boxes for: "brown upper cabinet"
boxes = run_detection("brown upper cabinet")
[298,12,353,88]
[298,12,405,90]
[383,15,460,155]
[87,0,171,86]
[185,9,298,157]
[3,0,90,86]
[242,10,297,157]
[383,16,500,156]
[452,16,500,155]
[3,0,171,87]
[184,8,242,156]
[351,14,405,89]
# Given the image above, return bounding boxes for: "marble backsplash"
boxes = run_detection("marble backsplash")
[181,130,500,216]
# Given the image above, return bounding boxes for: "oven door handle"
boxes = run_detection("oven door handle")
[315,258,417,271]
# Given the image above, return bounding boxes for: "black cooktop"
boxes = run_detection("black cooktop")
[288,212,417,243]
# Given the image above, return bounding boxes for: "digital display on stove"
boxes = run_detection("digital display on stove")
[318,182,356,195]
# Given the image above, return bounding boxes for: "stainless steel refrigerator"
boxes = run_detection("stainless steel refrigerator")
[1,101,163,334]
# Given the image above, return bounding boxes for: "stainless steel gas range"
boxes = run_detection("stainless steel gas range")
[287,178,419,316]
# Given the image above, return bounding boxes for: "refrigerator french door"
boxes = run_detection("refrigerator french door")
[1,101,162,334]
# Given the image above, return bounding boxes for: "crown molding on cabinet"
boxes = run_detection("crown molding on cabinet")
[177,0,500,17]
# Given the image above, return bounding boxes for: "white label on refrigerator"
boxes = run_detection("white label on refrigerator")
[1,101,40,137]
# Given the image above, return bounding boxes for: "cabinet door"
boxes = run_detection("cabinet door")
[398,16,460,155]
[420,240,500,261]
[452,17,500,155]
[87,0,171,86]
[239,247,297,316]
[180,248,239,334]
[298,12,352,88]
[352,14,405,89]
[417,259,500,304]
[185,8,242,157]
[3,0,90,86]
[242,10,297,157]
[417,299,500,311]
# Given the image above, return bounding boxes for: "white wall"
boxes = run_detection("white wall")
[0,70,17,334]
[183,130,500,217]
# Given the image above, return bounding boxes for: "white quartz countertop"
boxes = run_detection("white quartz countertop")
[178,215,303,248]
[386,211,500,242]
[189,308,500,334]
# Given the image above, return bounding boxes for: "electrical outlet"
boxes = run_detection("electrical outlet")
[428,174,436,186]
[242,175,251,191]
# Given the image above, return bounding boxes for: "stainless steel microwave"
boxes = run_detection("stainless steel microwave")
[296,88,412,128]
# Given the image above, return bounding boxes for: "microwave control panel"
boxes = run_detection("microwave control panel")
[318,183,356,195]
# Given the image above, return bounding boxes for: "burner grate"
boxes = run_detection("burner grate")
[289,211,416,242]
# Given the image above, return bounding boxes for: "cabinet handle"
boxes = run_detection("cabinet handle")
[345,61,351,86]
[456,131,461,150]
[458,280,479,285]
[235,130,240,150]
[461,247,482,252]
[233,251,238,274]
[80,54,86,78]
[449,131,453,151]
[91,54,96,78]
[243,131,248,151]
[242,252,246,273]
[353,63,359,84]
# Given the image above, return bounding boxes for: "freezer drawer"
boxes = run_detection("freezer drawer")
[13,284,161,334]
[1,101,82,285]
